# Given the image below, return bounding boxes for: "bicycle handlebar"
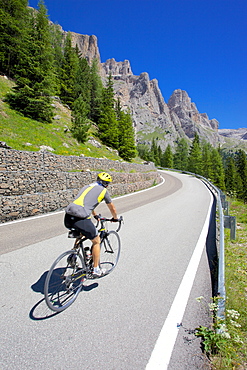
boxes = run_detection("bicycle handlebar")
[96,215,123,232]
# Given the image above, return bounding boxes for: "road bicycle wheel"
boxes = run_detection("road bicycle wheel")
[100,230,121,274]
[44,250,85,312]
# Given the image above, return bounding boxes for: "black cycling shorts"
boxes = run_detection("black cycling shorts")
[64,213,98,240]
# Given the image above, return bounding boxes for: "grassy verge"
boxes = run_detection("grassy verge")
[194,199,246,369]
[208,199,247,369]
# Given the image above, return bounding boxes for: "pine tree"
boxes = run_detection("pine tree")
[225,156,241,197]
[0,0,29,78]
[137,143,151,162]
[150,138,160,166]
[174,138,189,170]
[6,0,55,122]
[161,144,174,168]
[30,0,56,93]
[103,74,115,107]
[75,57,91,105]
[235,149,247,201]
[71,95,90,143]
[89,59,103,123]
[210,148,225,190]
[50,22,64,95]
[59,32,79,107]
[116,102,136,161]
[187,133,202,175]
[158,145,162,165]
[201,141,213,179]
[97,74,119,149]
[97,106,119,149]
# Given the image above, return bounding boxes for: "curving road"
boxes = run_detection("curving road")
[0,170,213,369]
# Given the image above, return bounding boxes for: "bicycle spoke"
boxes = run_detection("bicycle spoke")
[44,251,85,312]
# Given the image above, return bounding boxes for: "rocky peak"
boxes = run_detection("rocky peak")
[102,63,222,148]
[67,32,101,64]
[168,89,192,109]
[100,58,132,77]
[168,89,219,131]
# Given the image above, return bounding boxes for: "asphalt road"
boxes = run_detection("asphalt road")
[0,171,213,369]
[0,171,182,255]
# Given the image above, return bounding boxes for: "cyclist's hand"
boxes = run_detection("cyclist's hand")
[111,217,118,222]
[94,215,100,220]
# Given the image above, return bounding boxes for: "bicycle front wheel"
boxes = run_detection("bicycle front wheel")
[44,250,85,312]
[100,230,121,274]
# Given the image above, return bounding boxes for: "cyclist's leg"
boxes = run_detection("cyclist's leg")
[72,218,100,270]
[91,234,101,268]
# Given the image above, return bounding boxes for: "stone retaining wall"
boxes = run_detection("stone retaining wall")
[0,148,155,172]
[0,149,160,223]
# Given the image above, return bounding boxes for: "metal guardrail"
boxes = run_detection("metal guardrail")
[160,168,236,321]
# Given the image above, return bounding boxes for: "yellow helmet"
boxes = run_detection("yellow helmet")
[97,172,112,187]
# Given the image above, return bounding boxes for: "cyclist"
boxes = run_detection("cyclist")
[64,172,118,277]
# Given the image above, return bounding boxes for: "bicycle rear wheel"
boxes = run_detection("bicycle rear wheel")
[100,230,121,274]
[44,250,85,312]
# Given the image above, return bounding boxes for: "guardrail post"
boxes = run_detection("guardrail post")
[220,194,229,215]
[224,215,236,240]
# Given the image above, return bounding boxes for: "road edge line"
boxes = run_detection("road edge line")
[146,191,213,369]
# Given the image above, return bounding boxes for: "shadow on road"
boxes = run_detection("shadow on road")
[30,271,98,320]
[31,271,48,295]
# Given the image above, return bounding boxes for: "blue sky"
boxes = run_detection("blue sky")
[28,0,247,130]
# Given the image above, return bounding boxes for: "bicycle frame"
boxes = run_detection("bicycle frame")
[44,215,123,312]
[72,216,123,275]
[72,215,123,249]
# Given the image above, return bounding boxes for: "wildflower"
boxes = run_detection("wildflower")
[229,319,241,328]
[221,331,231,339]
[226,309,240,320]
[234,335,243,344]
[208,302,218,312]
[218,323,231,338]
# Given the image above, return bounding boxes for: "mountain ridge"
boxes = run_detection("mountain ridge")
[35,24,247,152]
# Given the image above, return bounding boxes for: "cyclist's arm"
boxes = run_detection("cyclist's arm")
[107,202,118,220]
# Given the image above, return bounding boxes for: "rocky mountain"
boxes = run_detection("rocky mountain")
[217,127,247,152]
[100,58,222,150]
[69,32,246,151]
[69,32,100,64]
[218,127,247,141]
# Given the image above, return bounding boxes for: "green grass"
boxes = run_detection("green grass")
[136,125,171,142]
[211,199,247,369]
[0,76,139,161]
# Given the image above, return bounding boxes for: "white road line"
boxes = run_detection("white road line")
[0,176,165,226]
[146,191,213,370]
[0,209,63,226]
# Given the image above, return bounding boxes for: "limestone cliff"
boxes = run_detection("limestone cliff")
[168,89,220,146]
[100,58,222,149]
[66,32,100,64]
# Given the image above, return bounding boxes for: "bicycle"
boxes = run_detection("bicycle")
[44,215,123,312]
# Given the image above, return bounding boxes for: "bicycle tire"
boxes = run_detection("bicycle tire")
[100,230,121,275]
[44,250,85,312]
